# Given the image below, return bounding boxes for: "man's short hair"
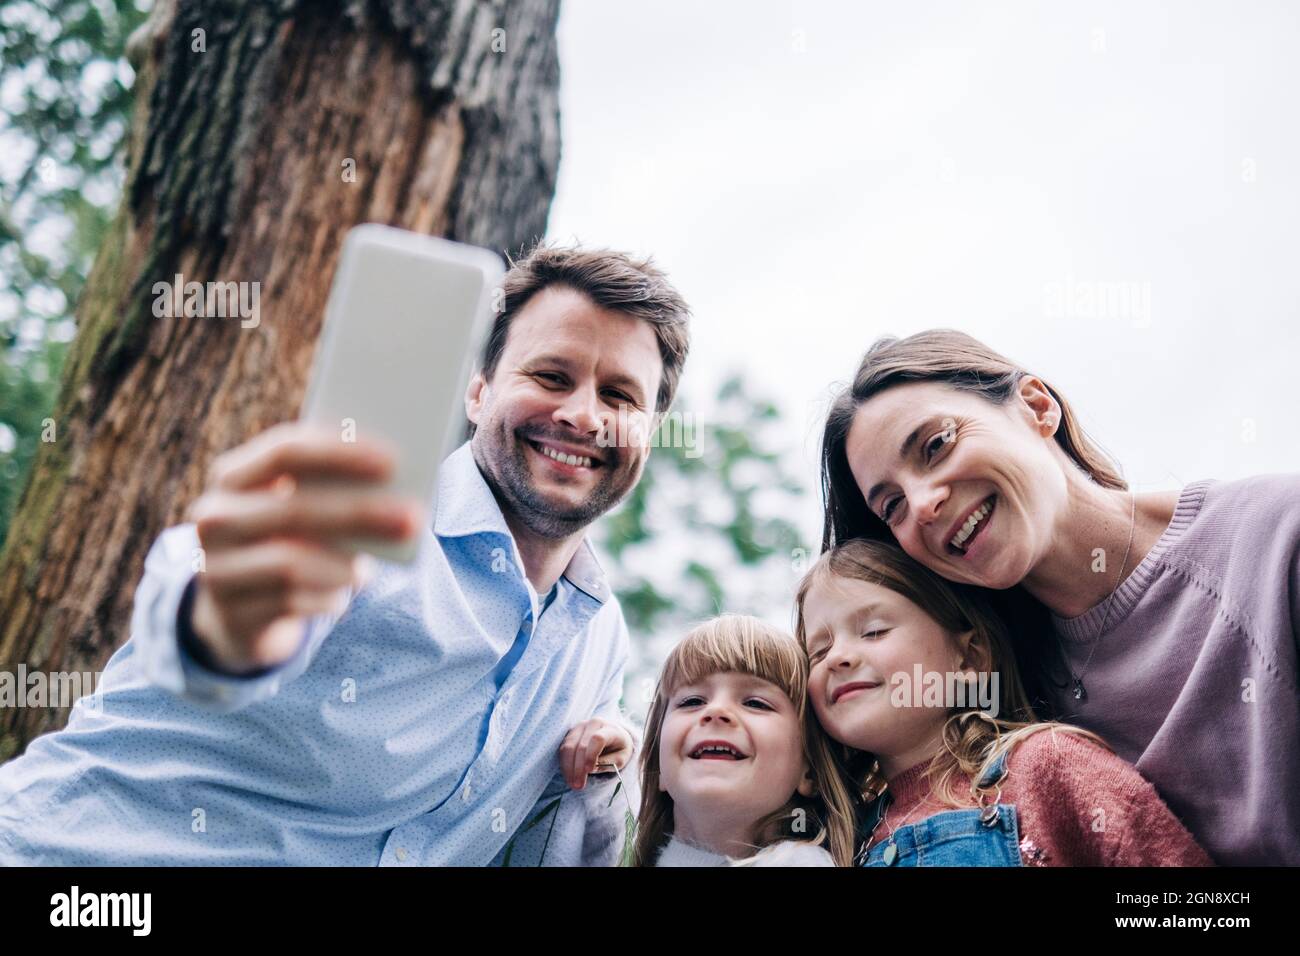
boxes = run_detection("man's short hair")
[479,243,691,413]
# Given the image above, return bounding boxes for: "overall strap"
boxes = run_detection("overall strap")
[854,787,893,865]
[975,747,1012,790]
[859,788,892,837]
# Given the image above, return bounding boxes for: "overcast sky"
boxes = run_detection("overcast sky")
[548,0,1300,547]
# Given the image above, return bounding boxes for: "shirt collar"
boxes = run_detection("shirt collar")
[433,441,611,604]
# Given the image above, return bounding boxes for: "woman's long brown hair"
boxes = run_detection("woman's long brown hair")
[817,329,1128,713]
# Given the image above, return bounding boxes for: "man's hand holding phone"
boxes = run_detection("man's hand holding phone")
[182,227,501,674]
[185,422,426,674]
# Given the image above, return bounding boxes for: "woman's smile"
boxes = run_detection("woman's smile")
[945,493,997,560]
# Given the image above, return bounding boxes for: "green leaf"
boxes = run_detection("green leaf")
[500,795,563,867]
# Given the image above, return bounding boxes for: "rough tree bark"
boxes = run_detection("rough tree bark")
[0,0,562,759]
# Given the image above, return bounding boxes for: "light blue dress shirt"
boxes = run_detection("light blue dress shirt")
[0,442,640,866]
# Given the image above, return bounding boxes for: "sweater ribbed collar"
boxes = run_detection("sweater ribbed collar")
[655,834,730,867]
[881,758,944,807]
[1051,479,1211,643]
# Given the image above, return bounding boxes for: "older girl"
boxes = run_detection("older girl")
[798,538,1211,866]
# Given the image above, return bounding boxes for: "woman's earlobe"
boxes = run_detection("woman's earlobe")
[1018,376,1060,433]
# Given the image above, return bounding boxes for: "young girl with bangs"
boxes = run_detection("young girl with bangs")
[796,539,1212,867]
[632,614,849,866]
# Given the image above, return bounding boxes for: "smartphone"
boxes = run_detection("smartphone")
[299,224,504,563]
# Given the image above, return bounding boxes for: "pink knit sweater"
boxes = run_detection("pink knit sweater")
[878,729,1213,866]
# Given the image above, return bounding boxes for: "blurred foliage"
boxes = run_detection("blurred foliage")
[0,0,148,548]
[596,372,808,719]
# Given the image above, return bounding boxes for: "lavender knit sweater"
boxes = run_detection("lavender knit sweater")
[1049,473,1300,865]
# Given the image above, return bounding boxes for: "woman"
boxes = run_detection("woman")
[818,328,1299,865]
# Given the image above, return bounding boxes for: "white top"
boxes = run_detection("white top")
[655,834,836,867]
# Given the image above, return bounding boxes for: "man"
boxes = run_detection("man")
[0,243,690,866]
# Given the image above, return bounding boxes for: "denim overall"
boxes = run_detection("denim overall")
[856,749,1022,867]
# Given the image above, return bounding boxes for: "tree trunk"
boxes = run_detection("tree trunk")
[0,0,561,760]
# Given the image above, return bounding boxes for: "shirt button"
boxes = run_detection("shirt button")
[395,848,408,862]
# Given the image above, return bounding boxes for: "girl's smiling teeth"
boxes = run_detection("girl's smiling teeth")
[688,741,748,760]
[948,495,996,555]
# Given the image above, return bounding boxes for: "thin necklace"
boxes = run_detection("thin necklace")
[858,787,933,866]
[1068,488,1137,701]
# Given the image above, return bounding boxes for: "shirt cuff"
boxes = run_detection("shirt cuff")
[175,577,282,679]
[174,584,312,709]
[131,524,316,711]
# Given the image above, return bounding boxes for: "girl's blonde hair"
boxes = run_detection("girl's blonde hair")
[632,614,855,867]
[794,539,1110,862]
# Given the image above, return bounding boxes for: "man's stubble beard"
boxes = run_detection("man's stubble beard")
[471,416,642,541]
